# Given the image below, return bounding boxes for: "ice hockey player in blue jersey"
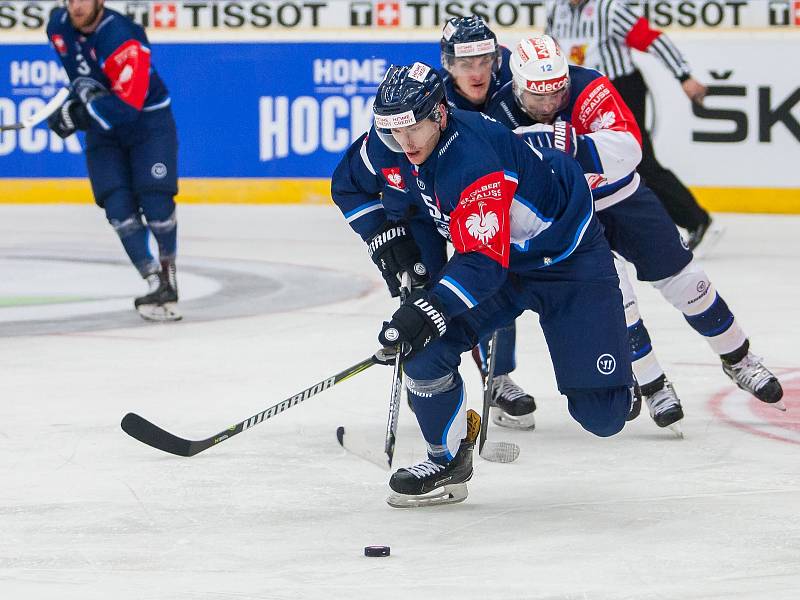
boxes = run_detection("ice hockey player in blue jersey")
[438,15,534,429]
[331,62,636,507]
[439,15,512,112]
[47,0,180,321]
[485,35,784,432]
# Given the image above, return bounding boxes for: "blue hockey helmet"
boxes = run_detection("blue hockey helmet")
[373,62,447,152]
[440,15,501,72]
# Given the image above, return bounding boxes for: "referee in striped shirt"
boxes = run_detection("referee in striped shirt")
[546,0,712,249]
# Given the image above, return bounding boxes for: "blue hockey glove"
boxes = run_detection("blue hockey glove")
[47,99,90,139]
[378,290,447,359]
[367,220,429,297]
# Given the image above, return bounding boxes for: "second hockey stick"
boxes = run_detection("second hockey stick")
[479,331,521,463]
[384,272,412,468]
[121,354,378,457]
[0,87,70,132]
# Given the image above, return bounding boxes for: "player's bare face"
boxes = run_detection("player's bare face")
[450,54,495,105]
[515,83,569,124]
[67,0,104,32]
[391,116,442,165]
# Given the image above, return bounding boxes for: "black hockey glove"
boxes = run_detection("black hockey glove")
[367,220,429,297]
[378,290,447,359]
[47,99,90,139]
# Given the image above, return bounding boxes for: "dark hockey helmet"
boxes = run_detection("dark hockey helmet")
[373,62,447,152]
[440,15,501,72]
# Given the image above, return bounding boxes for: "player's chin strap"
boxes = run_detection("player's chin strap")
[384,271,412,469]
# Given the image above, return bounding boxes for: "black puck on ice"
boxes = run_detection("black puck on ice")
[364,545,390,557]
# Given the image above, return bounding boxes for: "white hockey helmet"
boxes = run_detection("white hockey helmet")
[509,35,571,121]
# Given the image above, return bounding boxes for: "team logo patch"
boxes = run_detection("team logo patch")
[151,163,168,179]
[383,328,400,342]
[596,354,617,375]
[381,167,406,191]
[590,110,616,131]
[51,35,67,56]
[465,202,500,244]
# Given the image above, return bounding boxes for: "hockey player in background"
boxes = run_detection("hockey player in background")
[485,35,784,432]
[439,15,512,112]
[438,15,535,429]
[46,0,180,321]
[545,0,716,252]
[332,63,636,507]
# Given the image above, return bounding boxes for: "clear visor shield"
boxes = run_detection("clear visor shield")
[442,51,499,77]
[513,81,570,123]
[374,105,440,153]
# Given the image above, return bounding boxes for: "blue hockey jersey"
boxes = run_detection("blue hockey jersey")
[47,7,170,131]
[331,109,596,320]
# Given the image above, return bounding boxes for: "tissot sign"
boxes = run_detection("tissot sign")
[0,1,798,31]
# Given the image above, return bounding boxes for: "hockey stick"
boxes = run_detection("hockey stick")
[121,355,377,457]
[0,87,70,132]
[384,272,412,468]
[336,426,390,471]
[479,331,521,463]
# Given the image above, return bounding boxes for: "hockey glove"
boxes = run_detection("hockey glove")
[367,220,429,297]
[378,290,447,359]
[47,99,90,139]
[518,121,577,157]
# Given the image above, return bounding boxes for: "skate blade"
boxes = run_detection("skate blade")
[667,421,684,439]
[769,399,787,412]
[137,302,182,322]
[386,483,468,508]
[491,408,535,430]
[480,441,520,463]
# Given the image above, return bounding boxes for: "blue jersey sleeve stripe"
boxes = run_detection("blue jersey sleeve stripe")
[576,135,604,174]
[503,169,519,184]
[591,172,636,200]
[543,202,594,268]
[439,277,478,309]
[344,201,383,223]
[513,194,554,222]
[86,102,112,130]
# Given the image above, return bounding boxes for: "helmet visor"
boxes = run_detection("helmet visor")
[513,81,570,123]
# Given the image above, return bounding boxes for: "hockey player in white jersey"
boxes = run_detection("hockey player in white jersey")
[486,36,784,432]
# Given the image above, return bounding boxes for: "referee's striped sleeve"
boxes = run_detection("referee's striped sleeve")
[609,1,691,80]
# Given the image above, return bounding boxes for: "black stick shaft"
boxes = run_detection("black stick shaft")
[121,355,377,457]
[479,331,499,453]
[384,273,412,468]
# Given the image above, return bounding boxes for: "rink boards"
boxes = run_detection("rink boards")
[0,34,798,212]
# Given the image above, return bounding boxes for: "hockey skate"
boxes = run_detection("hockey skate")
[642,376,684,438]
[722,352,784,411]
[134,264,181,322]
[386,409,480,509]
[491,374,536,429]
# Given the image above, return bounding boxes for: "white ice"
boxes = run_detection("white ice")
[0,205,798,600]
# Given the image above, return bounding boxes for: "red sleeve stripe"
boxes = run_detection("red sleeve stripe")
[624,17,661,52]
[101,40,151,110]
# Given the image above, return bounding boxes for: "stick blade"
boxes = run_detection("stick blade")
[480,441,520,463]
[121,412,194,457]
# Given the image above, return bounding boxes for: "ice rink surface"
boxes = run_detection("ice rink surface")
[1,205,798,600]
